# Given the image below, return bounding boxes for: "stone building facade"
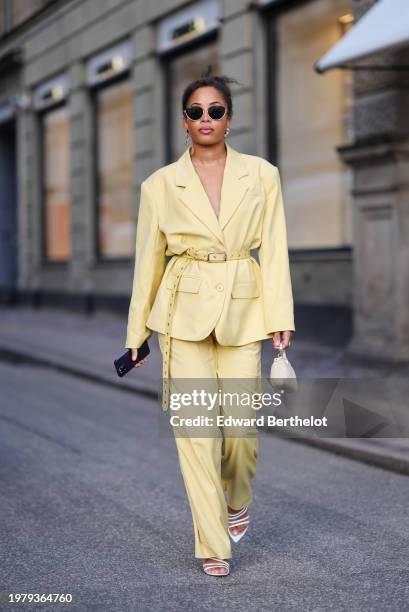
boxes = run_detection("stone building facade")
[0,0,407,360]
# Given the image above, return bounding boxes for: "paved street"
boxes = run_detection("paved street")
[1,360,408,612]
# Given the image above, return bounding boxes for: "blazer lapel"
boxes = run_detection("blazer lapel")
[175,143,250,243]
[218,143,250,231]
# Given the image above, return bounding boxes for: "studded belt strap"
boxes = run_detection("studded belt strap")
[161,247,251,411]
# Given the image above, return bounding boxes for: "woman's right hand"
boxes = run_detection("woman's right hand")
[131,349,149,368]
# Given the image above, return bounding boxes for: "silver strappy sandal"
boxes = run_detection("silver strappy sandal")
[227,505,249,543]
[202,557,230,576]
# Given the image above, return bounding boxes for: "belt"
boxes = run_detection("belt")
[161,247,251,411]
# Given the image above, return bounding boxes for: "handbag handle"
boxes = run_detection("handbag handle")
[276,341,287,359]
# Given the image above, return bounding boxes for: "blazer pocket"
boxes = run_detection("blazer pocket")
[167,274,202,293]
[231,281,260,299]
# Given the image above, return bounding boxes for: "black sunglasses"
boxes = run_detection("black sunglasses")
[183,105,227,122]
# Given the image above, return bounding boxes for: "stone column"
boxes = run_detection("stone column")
[337,0,409,362]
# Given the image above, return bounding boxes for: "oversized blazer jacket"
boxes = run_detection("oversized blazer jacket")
[125,142,295,349]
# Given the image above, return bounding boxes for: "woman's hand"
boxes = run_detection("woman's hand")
[131,348,149,368]
[272,330,293,350]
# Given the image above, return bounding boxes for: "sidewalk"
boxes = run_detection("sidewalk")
[1,305,409,475]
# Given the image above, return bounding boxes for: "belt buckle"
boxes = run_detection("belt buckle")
[207,251,227,262]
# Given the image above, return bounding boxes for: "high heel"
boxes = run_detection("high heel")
[227,505,249,543]
[202,557,230,576]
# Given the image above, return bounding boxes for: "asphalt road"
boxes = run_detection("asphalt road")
[1,362,408,612]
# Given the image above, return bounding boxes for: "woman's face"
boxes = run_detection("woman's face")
[182,86,230,147]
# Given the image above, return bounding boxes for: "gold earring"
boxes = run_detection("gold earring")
[185,130,191,148]
[224,127,230,137]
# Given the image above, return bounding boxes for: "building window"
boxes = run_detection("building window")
[42,105,71,262]
[94,78,134,259]
[271,0,353,250]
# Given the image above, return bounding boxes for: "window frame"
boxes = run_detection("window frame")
[39,99,71,266]
[90,69,134,263]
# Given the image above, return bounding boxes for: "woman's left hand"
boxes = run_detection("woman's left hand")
[272,330,293,350]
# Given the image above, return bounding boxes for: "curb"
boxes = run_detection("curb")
[262,428,409,477]
[0,347,158,403]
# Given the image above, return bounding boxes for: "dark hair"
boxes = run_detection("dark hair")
[182,65,240,118]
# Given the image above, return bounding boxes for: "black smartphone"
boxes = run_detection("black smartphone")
[114,340,150,377]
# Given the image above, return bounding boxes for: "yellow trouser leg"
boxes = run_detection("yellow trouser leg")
[215,338,261,510]
[158,331,261,559]
[221,436,259,510]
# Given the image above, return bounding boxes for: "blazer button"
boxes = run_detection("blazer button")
[216,283,224,292]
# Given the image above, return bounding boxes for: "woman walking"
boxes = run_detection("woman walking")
[125,73,295,576]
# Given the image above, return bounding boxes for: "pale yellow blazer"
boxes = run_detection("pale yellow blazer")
[125,143,295,349]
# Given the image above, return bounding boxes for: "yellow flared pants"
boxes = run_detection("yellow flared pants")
[157,330,261,560]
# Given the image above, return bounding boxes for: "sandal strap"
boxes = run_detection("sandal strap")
[228,517,249,527]
[228,507,249,524]
[204,564,229,570]
[227,505,248,520]
[203,558,229,567]
[204,566,229,573]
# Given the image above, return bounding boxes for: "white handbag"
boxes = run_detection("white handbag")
[269,341,298,392]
